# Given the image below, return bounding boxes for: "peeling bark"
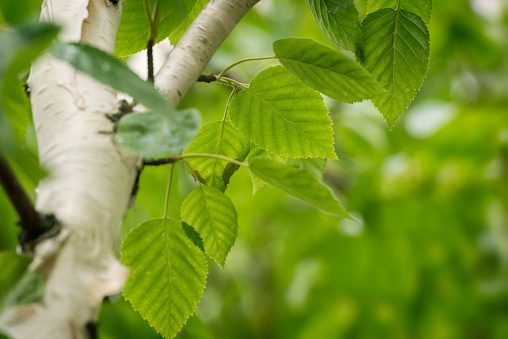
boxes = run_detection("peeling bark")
[0,0,259,338]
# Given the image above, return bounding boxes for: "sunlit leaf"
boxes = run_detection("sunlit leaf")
[249,156,350,218]
[121,218,207,339]
[116,0,198,57]
[304,0,362,53]
[116,108,200,157]
[183,121,250,191]
[51,42,171,112]
[274,38,383,103]
[362,8,430,125]
[229,66,336,159]
[181,185,238,267]
[367,0,432,24]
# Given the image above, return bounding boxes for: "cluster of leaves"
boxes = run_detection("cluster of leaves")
[2,0,432,338]
[52,0,432,338]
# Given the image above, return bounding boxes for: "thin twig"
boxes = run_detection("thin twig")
[216,56,277,80]
[144,153,248,168]
[143,157,179,166]
[197,74,217,83]
[147,39,154,83]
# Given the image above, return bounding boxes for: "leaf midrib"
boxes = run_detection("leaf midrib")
[277,55,371,85]
[163,219,172,330]
[243,85,321,148]
[199,186,221,260]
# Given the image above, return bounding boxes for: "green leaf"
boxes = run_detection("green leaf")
[362,8,430,126]
[273,38,383,103]
[304,0,362,53]
[182,222,205,253]
[51,42,171,113]
[116,0,197,57]
[367,0,432,24]
[168,0,209,45]
[181,186,238,268]
[183,121,250,192]
[245,145,271,194]
[116,108,200,157]
[121,218,207,339]
[288,158,327,179]
[222,162,239,187]
[229,66,337,159]
[249,156,350,218]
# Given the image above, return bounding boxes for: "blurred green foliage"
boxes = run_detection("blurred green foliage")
[2,0,508,338]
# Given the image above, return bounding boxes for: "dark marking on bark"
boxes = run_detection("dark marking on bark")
[23,83,30,98]
[177,90,182,98]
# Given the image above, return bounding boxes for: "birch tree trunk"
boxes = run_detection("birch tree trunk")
[0,0,259,338]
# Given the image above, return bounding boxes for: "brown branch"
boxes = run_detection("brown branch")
[155,0,261,106]
[0,152,42,235]
[143,157,179,166]
[147,39,154,83]
[197,74,217,83]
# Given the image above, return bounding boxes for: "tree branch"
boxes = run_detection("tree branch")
[144,157,179,166]
[155,0,260,106]
[0,152,41,234]
[197,73,217,83]
[147,39,155,83]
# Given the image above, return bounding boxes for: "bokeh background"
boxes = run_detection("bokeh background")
[2,0,508,338]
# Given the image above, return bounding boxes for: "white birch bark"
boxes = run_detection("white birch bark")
[0,0,259,338]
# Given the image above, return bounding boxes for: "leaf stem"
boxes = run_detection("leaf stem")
[222,86,238,122]
[216,87,238,158]
[219,77,249,90]
[216,56,277,80]
[178,153,248,168]
[163,163,175,219]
